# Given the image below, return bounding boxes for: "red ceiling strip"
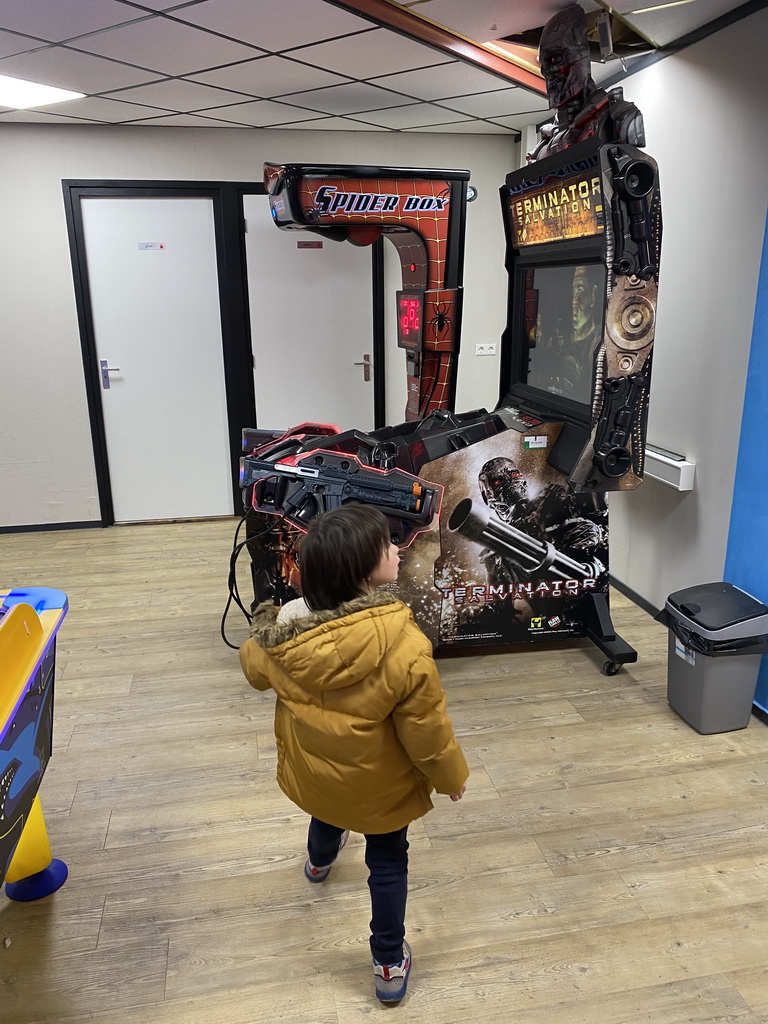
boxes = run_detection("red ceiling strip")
[330,0,547,96]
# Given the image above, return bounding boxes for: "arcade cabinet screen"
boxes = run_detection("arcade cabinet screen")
[520,262,606,409]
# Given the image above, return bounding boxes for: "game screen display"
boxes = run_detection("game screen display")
[517,261,606,411]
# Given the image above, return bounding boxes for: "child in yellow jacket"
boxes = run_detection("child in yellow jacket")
[240,503,468,1004]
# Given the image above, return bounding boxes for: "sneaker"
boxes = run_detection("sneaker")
[373,940,412,1003]
[303,830,349,883]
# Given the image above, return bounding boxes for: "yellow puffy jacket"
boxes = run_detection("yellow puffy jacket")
[239,593,468,834]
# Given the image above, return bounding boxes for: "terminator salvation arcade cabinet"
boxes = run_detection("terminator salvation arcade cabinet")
[241,139,660,671]
[240,4,662,669]
[414,134,661,666]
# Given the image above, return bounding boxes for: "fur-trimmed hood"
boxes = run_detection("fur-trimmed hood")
[245,592,412,693]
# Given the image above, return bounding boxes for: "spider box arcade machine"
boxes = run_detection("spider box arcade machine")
[241,137,661,674]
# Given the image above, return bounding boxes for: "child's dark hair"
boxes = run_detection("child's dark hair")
[299,504,391,611]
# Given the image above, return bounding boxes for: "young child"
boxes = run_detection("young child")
[239,503,468,1005]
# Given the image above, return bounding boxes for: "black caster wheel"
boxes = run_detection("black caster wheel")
[602,660,621,676]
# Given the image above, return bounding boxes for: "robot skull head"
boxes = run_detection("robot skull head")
[479,458,528,519]
[538,4,592,111]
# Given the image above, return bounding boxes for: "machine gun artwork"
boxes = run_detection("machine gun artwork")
[448,498,600,583]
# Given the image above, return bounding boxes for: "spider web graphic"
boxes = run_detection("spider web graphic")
[298,176,451,285]
[297,176,459,415]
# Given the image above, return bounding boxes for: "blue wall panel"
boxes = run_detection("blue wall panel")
[724,208,768,713]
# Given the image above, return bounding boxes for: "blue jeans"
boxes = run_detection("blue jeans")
[307,817,409,965]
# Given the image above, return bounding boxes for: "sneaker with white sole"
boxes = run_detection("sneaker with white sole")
[303,829,349,883]
[373,940,412,1003]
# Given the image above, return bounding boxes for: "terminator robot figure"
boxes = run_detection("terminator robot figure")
[529,3,645,161]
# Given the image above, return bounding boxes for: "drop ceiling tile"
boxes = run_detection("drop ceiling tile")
[120,0,195,9]
[71,15,263,76]
[35,96,173,122]
[0,0,150,42]
[623,0,739,45]
[403,118,515,134]
[0,30,49,60]
[359,102,480,129]
[441,87,546,118]
[279,82,416,115]
[123,110,251,127]
[369,59,514,101]
[289,27,447,79]
[411,0,601,39]
[487,110,551,131]
[172,0,376,52]
[0,45,162,92]
[188,53,350,97]
[0,107,100,123]
[276,114,389,131]
[195,98,329,126]
[101,78,250,111]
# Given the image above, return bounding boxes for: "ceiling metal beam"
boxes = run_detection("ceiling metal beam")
[328,0,548,95]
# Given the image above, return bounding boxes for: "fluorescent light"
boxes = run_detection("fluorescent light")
[625,0,698,11]
[0,74,84,110]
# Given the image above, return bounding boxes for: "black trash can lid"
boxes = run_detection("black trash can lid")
[667,582,768,632]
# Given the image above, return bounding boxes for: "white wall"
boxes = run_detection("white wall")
[0,124,516,528]
[606,5,768,609]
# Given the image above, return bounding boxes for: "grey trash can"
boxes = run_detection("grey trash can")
[663,582,768,734]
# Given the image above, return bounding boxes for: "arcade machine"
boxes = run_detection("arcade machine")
[243,161,471,607]
[239,4,661,674]
[1,587,69,900]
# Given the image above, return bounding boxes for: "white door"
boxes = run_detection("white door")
[243,194,374,433]
[81,197,234,522]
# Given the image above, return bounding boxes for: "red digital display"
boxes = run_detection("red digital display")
[396,290,424,351]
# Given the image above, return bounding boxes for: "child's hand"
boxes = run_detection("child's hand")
[449,784,466,802]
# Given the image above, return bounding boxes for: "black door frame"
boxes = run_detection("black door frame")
[63,178,385,526]
[63,179,264,525]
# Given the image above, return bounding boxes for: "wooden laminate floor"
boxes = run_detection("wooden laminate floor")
[1,519,767,1023]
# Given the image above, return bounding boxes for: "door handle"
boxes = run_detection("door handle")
[100,359,121,389]
[353,353,371,382]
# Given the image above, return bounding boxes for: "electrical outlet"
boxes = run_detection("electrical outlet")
[475,343,497,356]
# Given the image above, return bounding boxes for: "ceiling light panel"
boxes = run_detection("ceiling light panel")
[71,15,263,76]
[188,54,351,96]
[0,44,161,92]
[0,107,96,123]
[289,27,448,79]
[0,73,83,108]
[172,0,377,52]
